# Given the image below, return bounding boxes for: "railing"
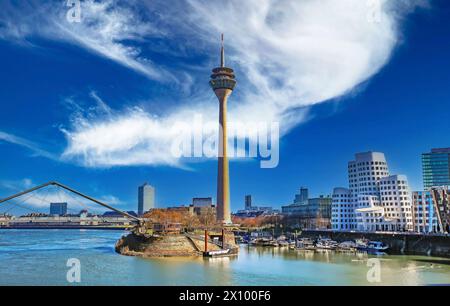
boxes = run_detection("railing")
[184,233,235,250]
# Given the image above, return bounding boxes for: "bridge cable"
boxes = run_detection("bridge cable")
[53,185,82,215]
[10,187,53,215]
[58,185,103,216]
[54,185,77,215]
[58,186,112,223]
[0,192,39,215]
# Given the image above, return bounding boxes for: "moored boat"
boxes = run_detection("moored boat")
[250,238,279,247]
[296,238,316,250]
[356,240,389,253]
[204,249,231,257]
[278,240,289,247]
[264,240,279,247]
[315,238,338,250]
[337,241,358,252]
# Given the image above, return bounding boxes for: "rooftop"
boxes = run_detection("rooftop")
[430,148,450,154]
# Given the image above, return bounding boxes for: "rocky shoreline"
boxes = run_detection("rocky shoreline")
[115,232,237,258]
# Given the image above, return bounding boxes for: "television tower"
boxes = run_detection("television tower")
[210,34,236,225]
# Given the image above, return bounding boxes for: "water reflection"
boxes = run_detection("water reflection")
[203,256,235,285]
[1,230,450,286]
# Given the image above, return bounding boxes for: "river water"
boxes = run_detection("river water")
[0,229,449,286]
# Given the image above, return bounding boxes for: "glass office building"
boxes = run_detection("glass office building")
[50,202,68,216]
[422,148,450,189]
[138,183,155,216]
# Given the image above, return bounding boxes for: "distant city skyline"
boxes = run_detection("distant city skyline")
[0,148,448,215]
[1,1,450,214]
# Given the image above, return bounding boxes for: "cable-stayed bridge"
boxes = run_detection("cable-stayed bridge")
[0,181,141,229]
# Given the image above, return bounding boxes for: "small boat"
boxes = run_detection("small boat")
[277,240,289,248]
[357,241,389,252]
[338,241,357,252]
[278,235,287,241]
[204,249,231,257]
[315,238,338,250]
[355,238,369,245]
[296,238,316,250]
[263,240,279,247]
[250,238,278,247]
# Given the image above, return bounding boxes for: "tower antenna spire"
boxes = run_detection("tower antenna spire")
[221,33,225,67]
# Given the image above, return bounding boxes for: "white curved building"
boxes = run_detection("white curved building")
[332,152,413,232]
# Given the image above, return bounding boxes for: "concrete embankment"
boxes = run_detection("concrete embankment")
[115,233,223,258]
[301,230,450,258]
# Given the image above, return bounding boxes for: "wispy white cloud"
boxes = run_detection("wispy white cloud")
[0,131,57,160]
[51,0,175,82]
[181,0,427,126]
[0,0,429,168]
[0,178,34,193]
[61,108,176,167]
[62,0,428,168]
[0,0,174,81]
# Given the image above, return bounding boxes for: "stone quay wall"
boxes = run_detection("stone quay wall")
[300,230,450,258]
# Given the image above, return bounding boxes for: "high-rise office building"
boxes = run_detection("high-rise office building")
[50,203,67,216]
[294,187,309,205]
[245,195,252,210]
[138,183,155,216]
[422,148,450,189]
[332,152,413,232]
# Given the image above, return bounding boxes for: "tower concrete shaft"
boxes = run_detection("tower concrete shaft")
[216,88,232,224]
[210,35,236,225]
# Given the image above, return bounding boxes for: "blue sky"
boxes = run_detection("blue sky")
[0,0,449,214]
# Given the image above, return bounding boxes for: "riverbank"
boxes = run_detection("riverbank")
[300,230,450,257]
